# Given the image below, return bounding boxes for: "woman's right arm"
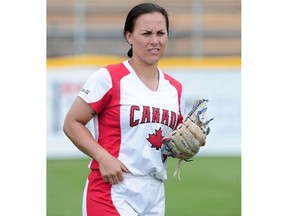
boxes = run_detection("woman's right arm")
[63,96,128,184]
[63,96,103,159]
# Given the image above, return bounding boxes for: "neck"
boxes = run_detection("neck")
[128,58,159,91]
[128,58,158,80]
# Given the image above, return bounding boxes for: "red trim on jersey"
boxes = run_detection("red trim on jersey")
[163,72,184,126]
[89,63,130,170]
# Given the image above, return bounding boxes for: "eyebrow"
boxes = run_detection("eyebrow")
[141,29,166,32]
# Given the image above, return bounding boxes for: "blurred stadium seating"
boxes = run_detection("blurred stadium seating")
[47,0,241,57]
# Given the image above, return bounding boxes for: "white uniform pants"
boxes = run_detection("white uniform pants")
[83,171,165,216]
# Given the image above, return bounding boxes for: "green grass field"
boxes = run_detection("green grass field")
[47,156,241,216]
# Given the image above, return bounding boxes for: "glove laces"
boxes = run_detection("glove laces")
[173,159,183,180]
[173,158,193,180]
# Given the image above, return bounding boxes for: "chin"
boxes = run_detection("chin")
[145,55,163,65]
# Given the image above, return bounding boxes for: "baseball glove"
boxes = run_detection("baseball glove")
[161,98,213,178]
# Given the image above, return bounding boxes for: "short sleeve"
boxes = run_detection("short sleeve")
[78,67,112,113]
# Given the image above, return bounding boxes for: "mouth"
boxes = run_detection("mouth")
[148,48,160,54]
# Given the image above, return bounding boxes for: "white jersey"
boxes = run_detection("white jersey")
[78,60,186,181]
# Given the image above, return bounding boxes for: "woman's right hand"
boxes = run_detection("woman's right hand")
[98,152,129,185]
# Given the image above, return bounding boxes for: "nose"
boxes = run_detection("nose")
[150,34,159,45]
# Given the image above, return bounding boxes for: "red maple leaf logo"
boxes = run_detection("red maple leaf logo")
[147,128,164,150]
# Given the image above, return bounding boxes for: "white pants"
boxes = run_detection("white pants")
[111,173,165,216]
[83,171,165,216]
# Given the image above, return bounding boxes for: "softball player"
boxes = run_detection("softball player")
[63,3,186,216]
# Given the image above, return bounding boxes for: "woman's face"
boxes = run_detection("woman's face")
[126,12,168,65]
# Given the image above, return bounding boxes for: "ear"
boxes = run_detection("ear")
[125,31,133,45]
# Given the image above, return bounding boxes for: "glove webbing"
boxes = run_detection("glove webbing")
[187,98,208,117]
[187,98,214,135]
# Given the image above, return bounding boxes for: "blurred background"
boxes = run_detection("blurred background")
[47,0,241,215]
[47,0,240,57]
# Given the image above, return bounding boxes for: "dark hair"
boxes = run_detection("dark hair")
[123,3,169,58]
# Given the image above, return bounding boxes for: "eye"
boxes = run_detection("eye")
[157,31,166,36]
[142,32,151,36]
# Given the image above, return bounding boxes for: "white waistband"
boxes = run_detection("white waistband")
[123,172,164,182]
